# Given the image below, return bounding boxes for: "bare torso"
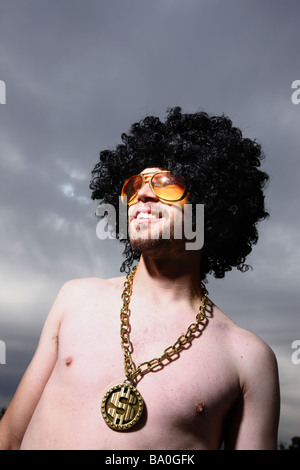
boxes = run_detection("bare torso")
[19,276,266,450]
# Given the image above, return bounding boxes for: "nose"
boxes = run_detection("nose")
[136,180,159,202]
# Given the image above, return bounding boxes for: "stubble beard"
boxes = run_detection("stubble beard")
[128,211,186,259]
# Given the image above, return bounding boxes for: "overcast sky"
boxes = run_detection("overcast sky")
[0,0,299,446]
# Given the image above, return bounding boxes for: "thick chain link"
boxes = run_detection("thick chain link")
[120,266,209,381]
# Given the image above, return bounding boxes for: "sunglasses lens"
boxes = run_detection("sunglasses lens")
[122,175,143,203]
[121,171,186,205]
[152,172,185,201]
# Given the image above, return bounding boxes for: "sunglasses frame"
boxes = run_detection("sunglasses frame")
[121,170,187,205]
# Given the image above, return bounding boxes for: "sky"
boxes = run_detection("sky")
[0,0,299,446]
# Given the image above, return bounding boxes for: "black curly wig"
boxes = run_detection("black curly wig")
[90,107,269,281]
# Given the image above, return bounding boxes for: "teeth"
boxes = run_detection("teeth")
[136,212,157,219]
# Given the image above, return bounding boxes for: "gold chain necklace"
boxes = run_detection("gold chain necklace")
[101,266,209,431]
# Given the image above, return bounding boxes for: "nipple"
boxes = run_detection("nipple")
[195,403,204,414]
[65,356,73,367]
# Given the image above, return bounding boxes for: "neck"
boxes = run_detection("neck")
[133,251,203,307]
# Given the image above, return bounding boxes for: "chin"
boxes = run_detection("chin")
[129,232,187,260]
[130,236,165,253]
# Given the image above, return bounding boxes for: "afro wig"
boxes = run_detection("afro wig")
[90,107,269,281]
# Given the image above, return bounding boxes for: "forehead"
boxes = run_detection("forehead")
[140,167,162,175]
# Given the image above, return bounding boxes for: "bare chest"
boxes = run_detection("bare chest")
[47,305,239,448]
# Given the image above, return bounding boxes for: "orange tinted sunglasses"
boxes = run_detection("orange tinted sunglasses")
[121,170,186,206]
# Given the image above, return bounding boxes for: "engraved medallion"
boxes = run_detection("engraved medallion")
[101,382,144,431]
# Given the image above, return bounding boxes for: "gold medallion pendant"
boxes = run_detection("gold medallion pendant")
[101,382,144,431]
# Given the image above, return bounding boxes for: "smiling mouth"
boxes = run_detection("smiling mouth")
[133,208,163,223]
[136,212,159,220]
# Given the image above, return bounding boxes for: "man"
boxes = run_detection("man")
[0,107,280,449]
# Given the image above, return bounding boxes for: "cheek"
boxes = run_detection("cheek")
[168,206,184,232]
[128,196,138,207]
[165,195,189,213]
[168,197,189,216]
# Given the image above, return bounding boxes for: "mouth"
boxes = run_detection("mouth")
[132,207,163,224]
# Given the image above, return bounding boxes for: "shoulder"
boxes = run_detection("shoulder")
[59,275,126,298]
[49,275,126,321]
[235,328,276,370]
[212,305,278,387]
[226,320,278,392]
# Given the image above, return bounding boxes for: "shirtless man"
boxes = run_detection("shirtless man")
[0,108,280,450]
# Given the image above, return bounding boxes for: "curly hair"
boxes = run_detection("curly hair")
[90,107,269,281]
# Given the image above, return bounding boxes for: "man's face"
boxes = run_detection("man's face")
[126,168,189,254]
